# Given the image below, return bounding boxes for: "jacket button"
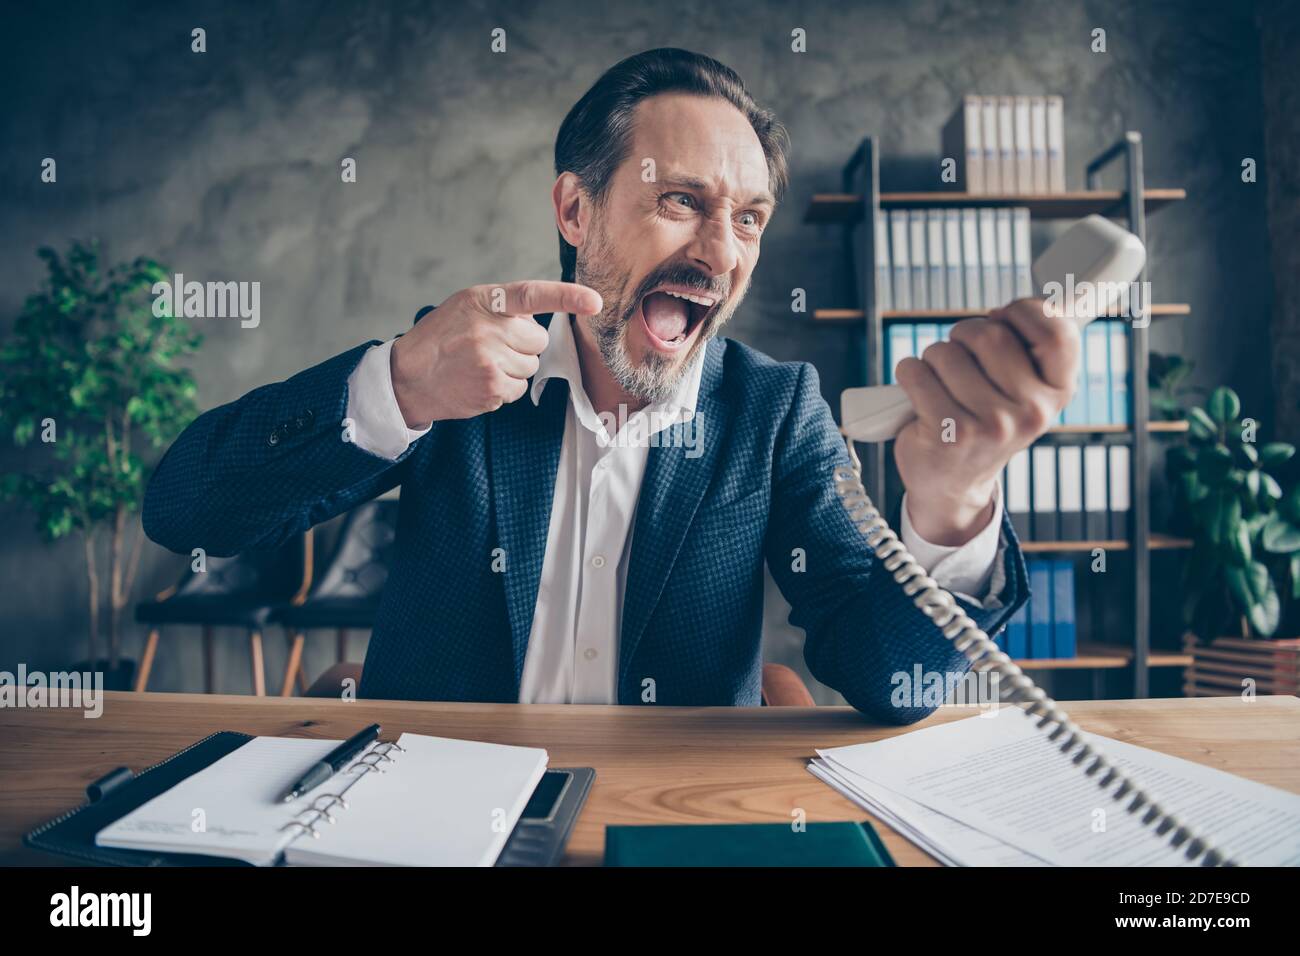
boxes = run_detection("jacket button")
[267,429,281,446]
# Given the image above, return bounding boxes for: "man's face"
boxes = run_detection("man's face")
[574,93,774,403]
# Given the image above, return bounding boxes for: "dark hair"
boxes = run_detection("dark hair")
[553,48,789,282]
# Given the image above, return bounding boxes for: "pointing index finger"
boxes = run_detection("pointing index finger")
[486,280,604,317]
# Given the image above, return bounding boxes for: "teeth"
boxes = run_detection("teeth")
[664,290,715,308]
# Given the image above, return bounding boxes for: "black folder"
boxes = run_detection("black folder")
[24,731,593,867]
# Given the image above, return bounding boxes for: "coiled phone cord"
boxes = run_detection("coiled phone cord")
[834,439,1236,866]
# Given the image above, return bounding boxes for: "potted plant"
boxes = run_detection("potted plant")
[1164,386,1299,641]
[0,240,201,688]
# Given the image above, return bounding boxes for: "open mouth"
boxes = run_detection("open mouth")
[637,287,720,352]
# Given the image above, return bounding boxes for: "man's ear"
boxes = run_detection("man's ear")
[552,172,588,251]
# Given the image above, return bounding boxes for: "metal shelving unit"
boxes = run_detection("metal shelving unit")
[806,132,1191,696]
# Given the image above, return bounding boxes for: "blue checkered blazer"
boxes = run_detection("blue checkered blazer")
[143,313,1027,723]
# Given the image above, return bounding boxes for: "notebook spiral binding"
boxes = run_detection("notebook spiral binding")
[277,741,406,840]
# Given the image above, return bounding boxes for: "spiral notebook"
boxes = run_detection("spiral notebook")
[94,732,548,866]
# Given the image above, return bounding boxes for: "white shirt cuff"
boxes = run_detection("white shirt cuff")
[899,480,1006,608]
[344,339,432,460]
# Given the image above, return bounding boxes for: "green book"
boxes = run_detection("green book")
[604,821,895,867]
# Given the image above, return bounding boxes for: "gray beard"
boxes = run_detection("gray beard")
[576,267,726,405]
[590,305,694,404]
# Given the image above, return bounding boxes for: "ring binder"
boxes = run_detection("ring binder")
[277,741,408,837]
[348,740,405,776]
[278,819,322,839]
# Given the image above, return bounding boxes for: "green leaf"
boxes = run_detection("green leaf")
[1224,560,1280,636]
[1226,520,1252,566]
[1262,513,1300,553]
[1152,397,1183,420]
[1244,514,1271,550]
[1224,562,1257,607]
[1292,554,1300,601]
[1204,490,1242,545]
[1259,443,1295,469]
[1205,387,1241,425]
[1251,581,1281,636]
[1181,471,1209,504]
[1186,407,1216,441]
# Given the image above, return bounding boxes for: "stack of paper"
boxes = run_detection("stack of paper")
[811,708,1300,866]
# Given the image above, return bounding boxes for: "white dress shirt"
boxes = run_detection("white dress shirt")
[345,314,1005,704]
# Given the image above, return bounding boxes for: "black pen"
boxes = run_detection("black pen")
[281,723,382,803]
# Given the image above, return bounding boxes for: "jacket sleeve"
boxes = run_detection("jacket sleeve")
[143,342,422,556]
[764,362,1028,724]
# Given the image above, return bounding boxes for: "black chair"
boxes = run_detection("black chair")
[272,500,398,696]
[134,533,313,695]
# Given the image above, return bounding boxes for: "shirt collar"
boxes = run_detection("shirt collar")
[530,312,706,433]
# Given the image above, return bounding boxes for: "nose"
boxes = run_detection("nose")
[684,212,740,280]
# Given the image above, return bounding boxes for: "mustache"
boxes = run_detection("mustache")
[628,264,730,308]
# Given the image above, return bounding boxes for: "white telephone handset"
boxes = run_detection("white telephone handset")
[833,216,1236,865]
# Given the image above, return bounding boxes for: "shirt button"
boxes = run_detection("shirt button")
[591,555,606,569]
[584,648,598,661]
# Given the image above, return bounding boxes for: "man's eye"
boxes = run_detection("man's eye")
[665,193,696,209]
[738,212,759,228]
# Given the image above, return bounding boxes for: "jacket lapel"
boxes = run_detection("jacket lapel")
[619,343,727,693]
[488,347,568,692]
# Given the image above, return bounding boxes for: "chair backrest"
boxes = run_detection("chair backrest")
[306,500,399,601]
[168,533,310,603]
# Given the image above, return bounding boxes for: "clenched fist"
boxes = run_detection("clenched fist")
[390,280,603,427]
[893,297,1081,546]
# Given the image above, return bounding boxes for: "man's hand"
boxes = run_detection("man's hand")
[390,280,603,427]
[893,298,1081,546]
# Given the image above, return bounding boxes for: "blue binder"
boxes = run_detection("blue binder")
[1062,338,1088,425]
[1006,603,1029,659]
[1029,561,1053,658]
[1051,559,1077,659]
[1084,323,1111,424]
[886,325,915,385]
[1109,323,1129,427]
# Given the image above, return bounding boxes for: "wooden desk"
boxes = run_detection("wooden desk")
[2,693,1297,866]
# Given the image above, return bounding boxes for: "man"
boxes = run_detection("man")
[144,48,1078,722]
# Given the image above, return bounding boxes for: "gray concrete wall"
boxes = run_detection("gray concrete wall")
[1260,0,1300,439]
[0,0,1275,701]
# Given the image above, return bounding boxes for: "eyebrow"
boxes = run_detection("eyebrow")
[657,176,776,209]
